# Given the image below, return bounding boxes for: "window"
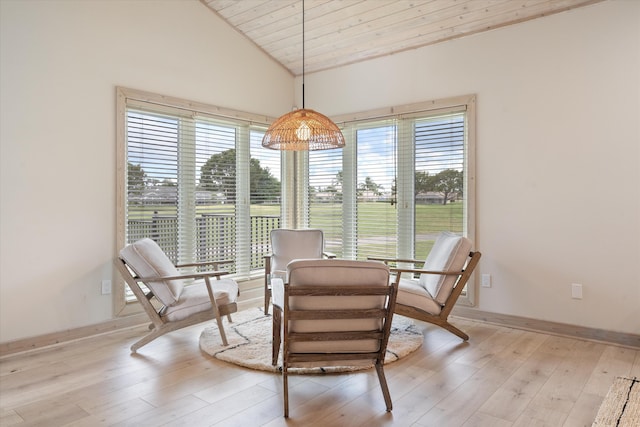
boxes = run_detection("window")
[116,88,279,313]
[308,95,476,304]
[117,90,475,312]
[308,146,344,257]
[413,112,466,260]
[354,120,398,260]
[249,131,282,269]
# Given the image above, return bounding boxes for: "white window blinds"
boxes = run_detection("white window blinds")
[126,109,186,263]
[126,108,243,268]
[308,146,344,257]
[354,120,398,260]
[414,112,466,261]
[119,89,278,291]
[249,130,281,269]
[307,96,474,271]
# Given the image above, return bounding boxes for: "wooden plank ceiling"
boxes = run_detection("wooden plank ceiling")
[201,0,602,76]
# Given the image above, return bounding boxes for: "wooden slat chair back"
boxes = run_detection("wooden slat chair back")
[271,259,398,417]
[369,231,481,340]
[263,229,334,314]
[115,238,239,352]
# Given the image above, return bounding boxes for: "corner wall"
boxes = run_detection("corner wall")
[305,0,639,335]
[1,0,637,345]
[0,0,292,343]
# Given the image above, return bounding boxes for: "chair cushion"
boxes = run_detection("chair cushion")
[271,277,285,309]
[119,238,184,306]
[270,229,324,273]
[162,278,238,322]
[419,232,473,304]
[396,277,442,315]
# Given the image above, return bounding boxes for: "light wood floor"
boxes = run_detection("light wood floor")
[1,312,638,427]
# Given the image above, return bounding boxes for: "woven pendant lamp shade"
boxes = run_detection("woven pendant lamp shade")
[262,108,345,151]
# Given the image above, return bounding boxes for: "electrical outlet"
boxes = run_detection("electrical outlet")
[101,280,112,295]
[481,274,492,288]
[571,283,583,299]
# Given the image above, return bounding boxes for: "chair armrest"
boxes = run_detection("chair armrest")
[390,267,462,276]
[175,259,233,269]
[264,255,272,277]
[389,267,462,286]
[367,256,424,265]
[135,270,229,282]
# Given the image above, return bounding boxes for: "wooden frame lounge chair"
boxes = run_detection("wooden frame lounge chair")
[263,228,334,314]
[115,238,239,352]
[369,231,481,340]
[271,259,398,417]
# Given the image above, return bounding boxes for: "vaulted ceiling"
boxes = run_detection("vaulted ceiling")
[202,0,602,76]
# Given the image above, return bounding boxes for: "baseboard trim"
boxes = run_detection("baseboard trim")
[452,306,640,349]
[0,313,149,358]
[0,295,266,358]
[3,303,637,358]
[0,281,266,358]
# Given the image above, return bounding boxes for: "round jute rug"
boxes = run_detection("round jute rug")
[199,307,423,374]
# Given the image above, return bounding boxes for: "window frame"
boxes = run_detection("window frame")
[306,94,477,305]
[116,90,476,314]
[115,87,277,316]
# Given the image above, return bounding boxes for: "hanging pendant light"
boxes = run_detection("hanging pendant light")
[262,0,345,151]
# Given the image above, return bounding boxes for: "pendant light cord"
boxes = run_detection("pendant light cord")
[261,0,344,151]
[302,0,305,109]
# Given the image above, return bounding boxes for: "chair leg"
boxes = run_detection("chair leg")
[213,312,229,346]
[272,307,282,365]
[133,321,231,352]
[264,286,271,315]
[203,278,229,346]
[130,327,166,353]
[283,364,289,418]
[375,362,393,412]
[441,321,469,341]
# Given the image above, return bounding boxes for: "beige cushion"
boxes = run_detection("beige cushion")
[270,229,324,273]
[286,259,390,354]
[120,238,184,306]
[396,277,442,315]
[419,232,472,304]
[162,278,238,322]
[271,277,285,309]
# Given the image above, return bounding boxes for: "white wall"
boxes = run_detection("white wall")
[306,0,640,334]
[0,0,292,343]
[1,0,638,344]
